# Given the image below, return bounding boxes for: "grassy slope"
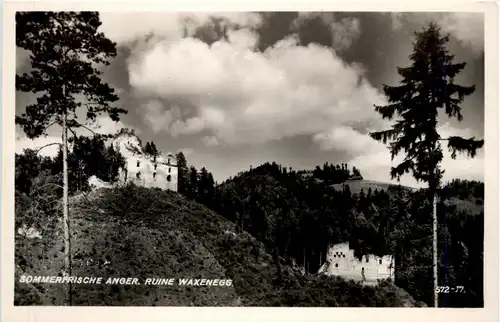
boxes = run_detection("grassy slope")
[15,185,424,307]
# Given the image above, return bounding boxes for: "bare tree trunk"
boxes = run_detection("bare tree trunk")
[433,191,438,308]
[62,102,72,306]
[303,247,306,273]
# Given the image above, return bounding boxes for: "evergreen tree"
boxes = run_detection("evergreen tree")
[198,167,209,203]
[189,166,198,200]
[176,152,189,194]
[205,172,216,208]
[52,134,125,192]
[352,166,362,178]
[15,149,55,194]
[143,141,159,156]
[144,142,152,155]
[104,143,126,182]
[150,141,158,156]
[369,22,483,307]
[312,165,322,180]
[15,12,126,305]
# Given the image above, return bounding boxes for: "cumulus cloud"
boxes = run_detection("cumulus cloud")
[179,147,194,156]
[89,115,134,136]
[143,100,178,133]
[227,28,259,50]
[171,116,206,137]
[99,12,263,45]
[201,136,220,147]
[313,126,383,157]
[330,17,361,51]
[292,12,361,51]
[438,13,484,52]
[92,12,483,186]
[389,12,484,53]
[127,33,386,147]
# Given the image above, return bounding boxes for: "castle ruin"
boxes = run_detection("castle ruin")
[318,242,395,286]
[112,130,178,192]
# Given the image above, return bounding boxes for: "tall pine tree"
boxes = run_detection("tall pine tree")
[15,12,126,305]
[188,166,198,200]
[369,22,483,307]
[144,142,152,155]
[176,152,189,195]
[150,141,158,156]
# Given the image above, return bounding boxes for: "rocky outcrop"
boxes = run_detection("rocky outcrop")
[88,175,113,191]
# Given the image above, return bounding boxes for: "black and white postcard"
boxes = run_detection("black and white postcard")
[2,1,498,322]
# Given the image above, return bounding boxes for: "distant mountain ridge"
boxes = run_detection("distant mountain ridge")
[330,179,418,194]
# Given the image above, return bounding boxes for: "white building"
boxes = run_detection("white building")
[112,131,178,192]
[318,242,395,286]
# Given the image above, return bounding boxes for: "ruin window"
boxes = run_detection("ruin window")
[366,258,369,263]
[335,263,338,268]
[343,254,345,258]
[167,175,172,182]
[379,259,382,264]
[168,167,171,173]
[153,172,156,179]
[154,164,157,171]
[333,254,337,258]
[136,172,141,179]
[137,160,140,167]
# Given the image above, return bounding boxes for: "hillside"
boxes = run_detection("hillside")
[14,184,423,307]
[212,162,484,307]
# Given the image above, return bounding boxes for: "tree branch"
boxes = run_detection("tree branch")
[30,183,64,197]
[77,123,97,135]
[445,136,484,159]
[35,142,62,155]
[36,60,60,70]
[83,102,106,106]
[67,126,78,140]
[68,119,97,136]
[42,119,61,135]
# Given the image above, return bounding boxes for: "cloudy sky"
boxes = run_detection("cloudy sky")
[15,11,485,188]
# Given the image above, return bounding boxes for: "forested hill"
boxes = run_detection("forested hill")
[203,161,484,307]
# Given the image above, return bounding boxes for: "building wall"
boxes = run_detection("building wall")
[118,155,178,192]
[318,242,395,284]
